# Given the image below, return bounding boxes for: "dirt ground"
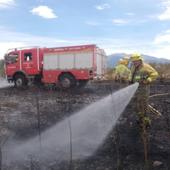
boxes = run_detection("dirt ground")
[0,80,170,170]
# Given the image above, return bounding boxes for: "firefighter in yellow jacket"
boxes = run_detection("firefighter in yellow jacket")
[130,53,159,163]
[114,57,131,83]
[130,53,159,126]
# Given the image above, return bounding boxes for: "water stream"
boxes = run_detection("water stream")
[4,83,139,164]
[0,78,12,88]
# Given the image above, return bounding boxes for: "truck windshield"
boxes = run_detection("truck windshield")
[4,53,18,64]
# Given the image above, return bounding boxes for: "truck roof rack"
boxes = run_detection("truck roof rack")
[7,46,40,53]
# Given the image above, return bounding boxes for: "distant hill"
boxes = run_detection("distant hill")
[107,53,170,67]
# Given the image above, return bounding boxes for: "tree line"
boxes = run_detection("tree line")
[0,60,4,77]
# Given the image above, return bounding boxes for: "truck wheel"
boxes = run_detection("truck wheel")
[14,75,27,88]
[34,75,43,86]
[59,74,76,89]
[78,80,88,88]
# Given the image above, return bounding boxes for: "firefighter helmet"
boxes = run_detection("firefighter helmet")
[130,53,143,62]
[119,57,129,66]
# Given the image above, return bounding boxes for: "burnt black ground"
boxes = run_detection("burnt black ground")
[0,81,170,170]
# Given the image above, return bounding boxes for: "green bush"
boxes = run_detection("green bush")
[0,60,5,77]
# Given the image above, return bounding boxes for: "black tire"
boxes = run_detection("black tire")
[59,73,76,89]
[34,75,43,86]
[78,80,88,88]
[14,74,27,88]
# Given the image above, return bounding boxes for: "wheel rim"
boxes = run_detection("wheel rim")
[16,78,23,87]
[61,78,71,88]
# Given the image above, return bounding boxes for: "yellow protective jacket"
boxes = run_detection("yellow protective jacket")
[115,64,131,82]
[131,63,159,84]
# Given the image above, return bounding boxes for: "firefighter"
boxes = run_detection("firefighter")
[114,57,131,83]
[130,53,159,163]
[130,53,159,124]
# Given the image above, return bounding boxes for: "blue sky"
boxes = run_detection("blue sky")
[0,0,170,59]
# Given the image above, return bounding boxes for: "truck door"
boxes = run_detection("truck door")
[21,48,39,75]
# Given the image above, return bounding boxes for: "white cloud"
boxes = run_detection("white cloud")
[158,8,170,20]
[165,29,170,33]
[154,30,170,44]
[30,6,57,19]
[0,27,76,58]
[97,37,170,60]
[95,3,110,10]
[0,28,136,58]
[0,27,170,60]
[158,0,170,20]
[133,31,170,59]
[112,19,129,25]
[149,45,170,59]
[0,27,116,59]
[0,0,15,8]
[0,42,26,55]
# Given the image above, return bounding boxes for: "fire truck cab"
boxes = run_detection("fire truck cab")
[4,45,107,88]
[4,47,43,87]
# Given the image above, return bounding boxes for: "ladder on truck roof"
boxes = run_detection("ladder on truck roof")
[6,44,98,53]
[6,46,40,53]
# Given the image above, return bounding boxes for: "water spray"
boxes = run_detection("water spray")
[4,83,139,165]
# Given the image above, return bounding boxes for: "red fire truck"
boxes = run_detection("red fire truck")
[4,44,107,88]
